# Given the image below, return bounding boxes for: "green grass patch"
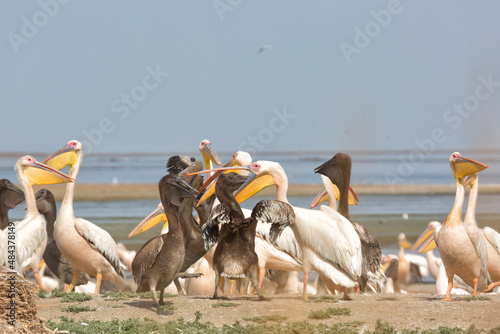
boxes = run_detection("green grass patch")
[307,295,339,303]
[462,296,491,301]
[61,292,93,302]
[308,307,351,319]
[62,305,97,313]
[46,313,500,334]
[243,315,288,323]
[37,289,48,298]
[158,304,176,312]
[110,305,124,308]
[211,302,240,308]
[377,296,399,301]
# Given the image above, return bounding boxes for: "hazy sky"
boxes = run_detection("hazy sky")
[2,1,500,155]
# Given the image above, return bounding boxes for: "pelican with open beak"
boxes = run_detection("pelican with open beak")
[436,152,489,300]
[310,175,359,210]
[45,140,127,295]
[7,156,73,287]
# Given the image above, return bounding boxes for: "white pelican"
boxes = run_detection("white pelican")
[314,153,384,293]
[9,156,73,286]
[435,152,489,300]
[44,140,127,294]
[232,161,362,300]
[463,174,500,292]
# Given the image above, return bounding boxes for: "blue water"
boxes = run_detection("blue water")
[2,150,500,185]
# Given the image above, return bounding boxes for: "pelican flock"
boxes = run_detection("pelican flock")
[2,140,500,318]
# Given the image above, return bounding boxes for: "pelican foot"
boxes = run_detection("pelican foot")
[257,295,268,301]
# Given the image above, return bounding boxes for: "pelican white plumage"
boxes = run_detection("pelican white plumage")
[45,140,127,294]
[8,156,74,286]
[233,161,362,300]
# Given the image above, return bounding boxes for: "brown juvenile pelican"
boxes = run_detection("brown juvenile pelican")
[45,140,127,294]
[202,172,294,300]
[35,189,90,290]
[132,174,197,308]
[437,152,489,300]
[314,153,384,293]
[0,179,25,230]
[9,156,74,285]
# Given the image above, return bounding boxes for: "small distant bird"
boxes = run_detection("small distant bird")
[257,45,272,54]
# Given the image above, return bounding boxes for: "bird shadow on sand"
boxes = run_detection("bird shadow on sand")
[125,299,175,315]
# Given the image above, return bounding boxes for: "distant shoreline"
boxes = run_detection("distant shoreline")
[30,183,500,201]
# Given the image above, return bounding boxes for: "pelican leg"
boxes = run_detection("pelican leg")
[472,277,478,297]
[230,280,236,295]
[94,272,102,295]
[302,273,309,300]
[150,287,159,307]
[355,284,360,294]
[258,267,266,289]
[173,278,185,296]
[213,270,222,299]
[250,276,266,301]
[341,287,352,301]
[484,281,500,293]
[33,272,43,289]
[159,289,165,305]
[66,269,81,293]
[443,276,453,301]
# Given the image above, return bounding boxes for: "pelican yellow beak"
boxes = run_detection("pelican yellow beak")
[452,155,488,180]
[24,160,75,185]
[310,188,329,209]
[399,237,412,249]
[128,205,167,238]
[196,159,245,206]
[43,144,79,170]
[234,173,275,204]
[200,142,221,168]
[310,185,359,209]
[418,236,437,254]
[410,226,435,252]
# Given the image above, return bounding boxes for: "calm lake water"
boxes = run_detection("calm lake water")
[4,150,500,258]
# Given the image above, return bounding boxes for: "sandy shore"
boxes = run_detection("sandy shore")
[30,183,500,201]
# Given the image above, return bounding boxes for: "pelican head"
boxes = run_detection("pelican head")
[18,155,74,185]
[398,233,411,249]
[194,151,252,206]
[233,161,285,204]
[43,140,82,170]
[199,139,221,168]
[449,152,488,180]
[411,221,441,253]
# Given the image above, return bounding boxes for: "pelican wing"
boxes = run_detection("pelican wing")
[16,216,47,274]
[483,227,500,254]
[74,218,124,278]
[202,203,231,251]
[132,236,163,284]
[465,223,489,281]
[296,206,362,278]
[251,200,294,243]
